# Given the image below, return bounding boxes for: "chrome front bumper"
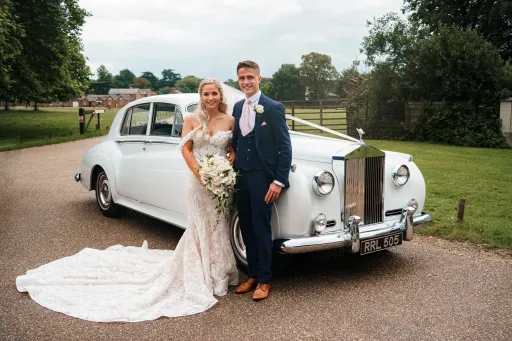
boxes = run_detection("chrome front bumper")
[276,209,432,255]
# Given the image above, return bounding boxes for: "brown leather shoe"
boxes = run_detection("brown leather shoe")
[235,278,257,294]
[252,283,270,301]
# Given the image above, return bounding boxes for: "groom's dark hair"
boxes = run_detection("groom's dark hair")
[237,60,260,74]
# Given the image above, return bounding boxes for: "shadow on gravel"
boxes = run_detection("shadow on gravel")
[275,246,415,286]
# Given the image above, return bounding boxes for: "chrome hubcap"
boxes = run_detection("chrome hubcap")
[232,215,247,263]
[97,174,111,210]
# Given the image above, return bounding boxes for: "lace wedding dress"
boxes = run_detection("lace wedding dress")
[16,128,239,322]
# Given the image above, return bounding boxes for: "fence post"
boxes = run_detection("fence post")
[319,100,323,132]
[79,108,85,134]
[291,100,295,131]
[457,198,466,222]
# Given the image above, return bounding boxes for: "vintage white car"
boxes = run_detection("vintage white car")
[75,85,432,267]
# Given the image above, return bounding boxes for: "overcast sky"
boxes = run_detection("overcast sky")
[80,0,404,81]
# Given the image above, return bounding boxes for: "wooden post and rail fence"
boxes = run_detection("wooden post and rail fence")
[281,99,350,135]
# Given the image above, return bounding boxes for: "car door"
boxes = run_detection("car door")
[138,102,189,216]
[114,103,151,201]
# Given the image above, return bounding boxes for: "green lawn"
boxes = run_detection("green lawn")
[366,139,512,253]
[0,107,119,151]
[1,106,510,253]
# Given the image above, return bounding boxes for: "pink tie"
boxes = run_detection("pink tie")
[240,98,252,136]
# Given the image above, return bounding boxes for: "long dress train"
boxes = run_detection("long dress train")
[15,129,239,322]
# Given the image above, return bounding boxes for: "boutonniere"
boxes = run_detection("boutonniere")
[254,104,264,119]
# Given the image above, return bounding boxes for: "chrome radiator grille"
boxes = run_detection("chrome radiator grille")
[344,155,385,226]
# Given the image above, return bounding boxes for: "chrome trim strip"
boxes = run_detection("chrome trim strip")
[115,139,146,143]
[276,233,351,254]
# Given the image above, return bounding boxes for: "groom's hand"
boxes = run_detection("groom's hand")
[265,183,282,203]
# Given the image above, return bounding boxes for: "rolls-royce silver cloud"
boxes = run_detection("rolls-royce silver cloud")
[75,85,432,267]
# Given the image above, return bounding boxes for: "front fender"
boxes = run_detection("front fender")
[272,169,312,238]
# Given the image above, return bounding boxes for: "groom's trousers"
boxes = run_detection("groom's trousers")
[235,169,273,284]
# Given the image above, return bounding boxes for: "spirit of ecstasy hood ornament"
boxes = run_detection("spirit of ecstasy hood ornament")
[356,128,365,143]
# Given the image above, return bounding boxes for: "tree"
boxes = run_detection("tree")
[260,82,274,97]
[224,79,240,90]
[336,66,364,99]
[158,69,181,89]
[0,0,23,109]
[270,64,304,100]
[97,65,113,83]
[130,77,152,89]
[7,0,90,108]
[361,13,427,70]
[299,52,339,100]
[403,0,512,61]
[88,65,114,94]
[175,76,201,93]
[141,71,159,89]
[362,15,509,105]
[361,13,511,147]
[113,69,135,88]
[404,26,508,105]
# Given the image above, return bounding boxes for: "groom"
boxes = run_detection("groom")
[232,60,292,301]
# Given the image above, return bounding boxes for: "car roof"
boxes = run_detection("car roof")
[127,93,199,108]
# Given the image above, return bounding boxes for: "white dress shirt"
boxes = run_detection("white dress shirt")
[241,91,261,134]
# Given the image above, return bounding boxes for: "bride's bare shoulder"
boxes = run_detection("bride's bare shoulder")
[184,114,200,128]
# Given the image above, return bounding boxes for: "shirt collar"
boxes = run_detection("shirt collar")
[246,91,261,104]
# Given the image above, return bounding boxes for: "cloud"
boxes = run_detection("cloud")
[80,0,403,80]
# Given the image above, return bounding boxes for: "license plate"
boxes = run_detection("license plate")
[360,233,403,255]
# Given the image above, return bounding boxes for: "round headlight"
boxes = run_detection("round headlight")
[313,170,335,196]
[392,164,410,187]
[313,213,328,233]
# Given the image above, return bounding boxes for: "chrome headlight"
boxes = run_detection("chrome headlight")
[312,170,335,196]
[392,164,410,187]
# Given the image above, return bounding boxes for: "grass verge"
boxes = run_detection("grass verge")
[0,107,119,151]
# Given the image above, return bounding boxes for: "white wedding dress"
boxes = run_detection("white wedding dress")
[16,128,239,322]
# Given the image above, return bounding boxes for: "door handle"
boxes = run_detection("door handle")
[115,139,124,144]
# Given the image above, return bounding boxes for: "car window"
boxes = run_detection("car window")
[186,103,198,112]
[123,104,150,135]
[150,103,176,137]
[120,104,150,136]
[120,108,132,135]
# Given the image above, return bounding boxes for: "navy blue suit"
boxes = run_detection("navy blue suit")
[232,93,292,283]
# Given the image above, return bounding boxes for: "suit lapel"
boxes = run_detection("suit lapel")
[254,94,268,145]
[234,100,243,135]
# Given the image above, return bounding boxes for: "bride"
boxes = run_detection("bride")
[16,78,240,322]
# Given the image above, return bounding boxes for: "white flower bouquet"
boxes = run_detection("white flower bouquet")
[197,153,237,226]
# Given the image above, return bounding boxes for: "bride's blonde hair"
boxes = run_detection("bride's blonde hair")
[194,78,228,135]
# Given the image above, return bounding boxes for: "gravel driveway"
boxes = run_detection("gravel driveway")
[1,138,511,341]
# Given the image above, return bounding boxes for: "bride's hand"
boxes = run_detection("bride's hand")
[227,152,236,166]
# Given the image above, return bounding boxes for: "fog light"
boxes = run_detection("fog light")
[313,213,328,233]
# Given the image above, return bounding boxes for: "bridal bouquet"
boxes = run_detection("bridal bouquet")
[197,154,237,226]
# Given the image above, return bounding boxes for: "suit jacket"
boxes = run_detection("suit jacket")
[232,93,292,187]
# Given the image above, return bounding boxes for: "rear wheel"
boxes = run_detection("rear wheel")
[95,170,125,218]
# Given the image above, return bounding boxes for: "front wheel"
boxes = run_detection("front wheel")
[230,211,293,273]
[95,170,125,218]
